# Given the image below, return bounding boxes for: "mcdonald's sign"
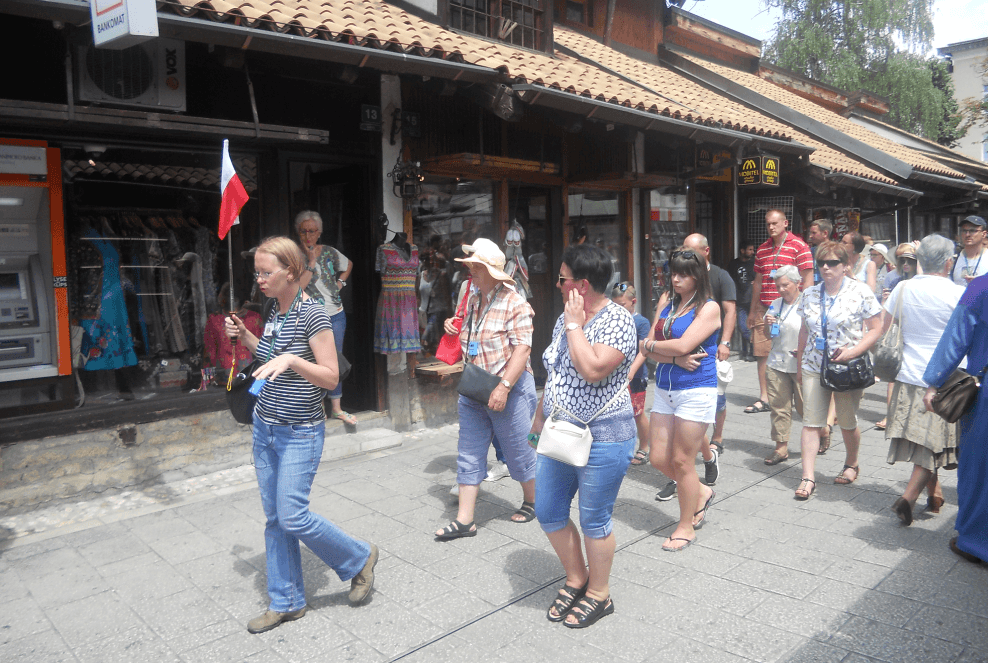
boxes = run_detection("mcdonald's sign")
[737,155,780,186]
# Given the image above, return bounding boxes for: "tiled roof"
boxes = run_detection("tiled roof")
[680,54,969,181]
[554,27,894,184]
[159,1,787,138]
[64,158,258,191]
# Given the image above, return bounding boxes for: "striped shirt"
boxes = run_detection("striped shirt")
[254,299,333,425]
[459,283,534,376]
[754,232,813,306]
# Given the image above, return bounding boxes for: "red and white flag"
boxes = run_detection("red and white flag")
[218,139,249,240]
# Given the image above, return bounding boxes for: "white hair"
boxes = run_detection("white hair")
[293,210,322,233]
[774,264,800,284]
[917,234,955,275]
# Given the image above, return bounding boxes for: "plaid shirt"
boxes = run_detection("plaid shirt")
[459,283,534,375]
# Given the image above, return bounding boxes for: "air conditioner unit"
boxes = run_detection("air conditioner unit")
[76,38,186,112]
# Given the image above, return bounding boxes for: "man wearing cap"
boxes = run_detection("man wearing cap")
[951,216,988,286]
[436,238,538,540]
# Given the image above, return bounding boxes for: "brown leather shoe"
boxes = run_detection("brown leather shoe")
[891,498,912,526]
[247,607,307,634]
[349,543,379,605]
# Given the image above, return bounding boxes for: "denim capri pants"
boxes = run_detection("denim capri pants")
[535,435,636,539]
[456,371,537,485]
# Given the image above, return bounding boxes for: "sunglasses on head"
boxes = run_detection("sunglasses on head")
[616,282,629,292]
[671,249,700,262]
[816,259,843,268]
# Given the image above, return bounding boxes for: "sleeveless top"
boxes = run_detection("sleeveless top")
[653,299,718,391]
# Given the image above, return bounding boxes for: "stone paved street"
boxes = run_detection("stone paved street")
[2,359,986,662]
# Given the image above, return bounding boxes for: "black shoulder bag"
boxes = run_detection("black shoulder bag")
[819,283,874,392]
[457,305,501,406]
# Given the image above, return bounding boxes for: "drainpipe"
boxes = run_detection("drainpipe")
[604,0,617,46]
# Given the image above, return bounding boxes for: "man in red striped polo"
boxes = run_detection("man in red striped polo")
[746,209,814,414]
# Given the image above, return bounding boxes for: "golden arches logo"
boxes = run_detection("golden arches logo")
[742,159,758,170]
[764,159,777,170]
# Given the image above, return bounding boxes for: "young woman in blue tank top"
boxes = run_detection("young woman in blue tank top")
[640,248,721,552]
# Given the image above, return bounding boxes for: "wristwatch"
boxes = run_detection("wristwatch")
[721,341,731,349]
[500,379,512,389]
[337,279,346,287]
[565,322,581,332]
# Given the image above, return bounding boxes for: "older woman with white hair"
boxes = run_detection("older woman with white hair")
[883,234,966,525]
[295,210,356,425]
[762,265,804,465]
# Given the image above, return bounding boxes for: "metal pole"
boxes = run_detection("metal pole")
[228,230,235,312]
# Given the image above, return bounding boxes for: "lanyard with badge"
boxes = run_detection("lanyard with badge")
[816,278,845,351]
[769,231,788,279]
[250,289,302,395]
[768,294,800,337]
[962,249,984,278]
[466,285,502,359]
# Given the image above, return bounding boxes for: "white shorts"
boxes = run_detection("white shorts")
[650,387,718,424]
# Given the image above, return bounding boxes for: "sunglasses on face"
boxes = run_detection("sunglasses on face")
[816,259,843,268]
[898,256,916,263]
[558,275,577,285]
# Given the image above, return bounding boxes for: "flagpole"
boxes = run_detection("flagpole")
[228,230,235,313]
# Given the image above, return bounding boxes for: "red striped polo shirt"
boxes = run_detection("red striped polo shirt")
[754,232,813,305]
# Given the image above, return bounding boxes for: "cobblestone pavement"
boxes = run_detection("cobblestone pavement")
[2,360,986,663]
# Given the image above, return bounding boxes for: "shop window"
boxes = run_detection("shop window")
[449,0,546,51]
[554,0,593,26]
[745,195,795,246]
[569,189,626,292]
[410,178,495,357]
[646,189,689,310]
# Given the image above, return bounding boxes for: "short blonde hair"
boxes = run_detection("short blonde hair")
[256,236,306,282]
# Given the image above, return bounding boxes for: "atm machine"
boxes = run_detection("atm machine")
[0,139,72,414]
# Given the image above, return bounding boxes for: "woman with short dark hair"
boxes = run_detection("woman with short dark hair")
[640,248,721,551]
[531,244,638,628]
[794,241,883,499]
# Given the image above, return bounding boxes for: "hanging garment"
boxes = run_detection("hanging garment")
[78,230,139,371]
[195,225,219,314]
[504,221,532,299]
[177,252,207,354]
[373,242,422,354]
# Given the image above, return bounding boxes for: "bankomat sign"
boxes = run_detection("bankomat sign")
[737,155,781,187]
[89,0,159,49]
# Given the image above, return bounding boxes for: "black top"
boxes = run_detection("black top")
[727,257,755,308]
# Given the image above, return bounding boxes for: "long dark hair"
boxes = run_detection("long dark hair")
[667,247,712,314]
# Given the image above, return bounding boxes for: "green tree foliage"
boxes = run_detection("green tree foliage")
[762,0,962,145]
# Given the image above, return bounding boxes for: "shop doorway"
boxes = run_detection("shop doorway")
[289,162,377,413]
[508,186,554,385]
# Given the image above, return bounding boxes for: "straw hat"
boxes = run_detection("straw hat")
[869,243,893,266]
[455,238,515,285]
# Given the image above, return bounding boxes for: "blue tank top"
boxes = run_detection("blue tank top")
[653,299,718,391]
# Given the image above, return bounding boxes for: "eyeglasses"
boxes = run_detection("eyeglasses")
[615,282,630,292]
[816,259,843,268]
[558,275,576,285]
[898,256,917,263]
[254,267,286,281]
[960,227,985,235]
[298,229,321,236]
[671,250,700,262]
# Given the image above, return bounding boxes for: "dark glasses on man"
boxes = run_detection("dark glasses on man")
[816,259,842,268]
[671,250,700,261]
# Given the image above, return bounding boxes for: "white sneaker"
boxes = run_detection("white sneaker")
[483,461,510,482]
[449,484,459,496]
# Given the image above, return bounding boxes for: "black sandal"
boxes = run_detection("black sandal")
[546,580,588,622]
[563,595,614,629]
[435,519,477,541]
[511,501,536,523]
[795,478,816,500]
[693,490,716,530]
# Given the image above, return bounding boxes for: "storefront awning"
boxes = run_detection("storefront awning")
[420,154,562,184]
[823,172,923,201]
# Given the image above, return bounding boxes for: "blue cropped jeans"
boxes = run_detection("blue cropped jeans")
[252,415,370,612]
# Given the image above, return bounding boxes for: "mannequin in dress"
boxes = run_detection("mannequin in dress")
[374,216,422,365]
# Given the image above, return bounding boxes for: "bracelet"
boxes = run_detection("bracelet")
[646,339,655,353]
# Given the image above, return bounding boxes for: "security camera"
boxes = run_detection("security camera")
[83,144,107,158]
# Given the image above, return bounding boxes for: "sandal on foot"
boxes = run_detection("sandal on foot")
[435,520,477,541]
[927,495,945,514]
[563,596,614,629]
[693,490,716,530]
[662,536,695,552]
[630,449,650,466]
[546,580,588,622]
[511,501,536,523]
[875,418,887,431]
[818,426,832,454]
[794,478,816,500]
[332,411,358,426]
[710,440,724,454]
[744,400,769,414]
[764,450,789,466]
[834,465,859,485]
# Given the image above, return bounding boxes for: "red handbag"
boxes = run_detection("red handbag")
[435,279,471,365]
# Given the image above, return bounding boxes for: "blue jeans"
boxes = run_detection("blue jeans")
[252,415,370,612]
[328,310,346,399]
[456,372,537,485]
[535,436,636,539]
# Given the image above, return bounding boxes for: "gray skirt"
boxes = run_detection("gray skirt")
[886,381,959,471]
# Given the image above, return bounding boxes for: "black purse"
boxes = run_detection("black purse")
[819,284,874,392]
[456,307,501,406]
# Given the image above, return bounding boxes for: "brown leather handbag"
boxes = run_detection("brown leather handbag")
[932,367,985,424]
